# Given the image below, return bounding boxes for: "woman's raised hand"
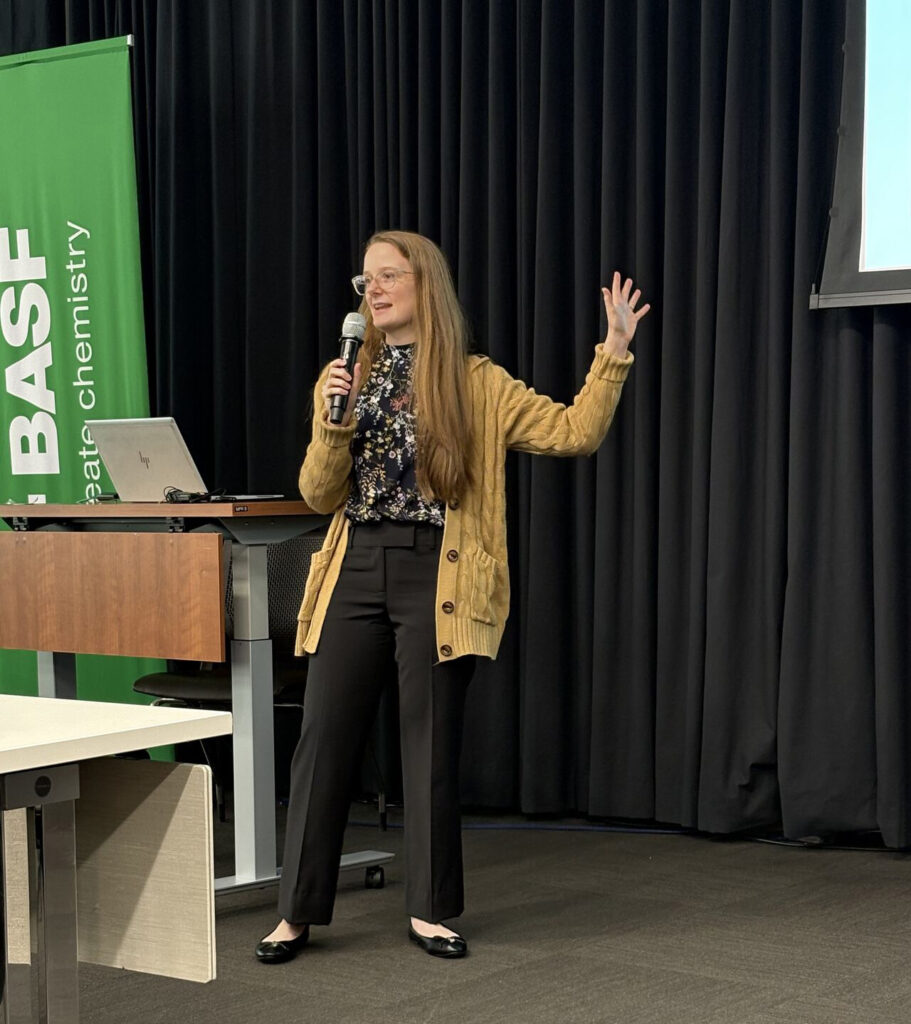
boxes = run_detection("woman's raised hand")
[322,358,363,426]
[602,271,650,358]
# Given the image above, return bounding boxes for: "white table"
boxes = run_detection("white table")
[0,695,232,1024]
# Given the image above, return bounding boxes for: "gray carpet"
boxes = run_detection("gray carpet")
[78,807,911,1024]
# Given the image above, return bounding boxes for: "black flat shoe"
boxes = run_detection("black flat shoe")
[408,925,468,959]
[255,925,310,964]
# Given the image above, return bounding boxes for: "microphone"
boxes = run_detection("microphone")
[329,312,366,424]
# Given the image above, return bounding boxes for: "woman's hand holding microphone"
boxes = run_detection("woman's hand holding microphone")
[323,359,363,427]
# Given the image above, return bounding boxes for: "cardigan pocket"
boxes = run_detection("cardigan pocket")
[469,548,501,626]
[297,547,333,625]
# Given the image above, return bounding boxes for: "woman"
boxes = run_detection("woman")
[256,230,649,963]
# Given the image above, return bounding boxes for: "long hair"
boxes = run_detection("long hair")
[356,230,473,504]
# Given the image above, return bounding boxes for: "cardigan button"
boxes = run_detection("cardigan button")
[441,601,454,614]
[440,644,453,657]
[448,500,460,510]
[446,549,459,562]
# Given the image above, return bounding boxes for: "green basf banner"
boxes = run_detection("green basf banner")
[0,37,164,713]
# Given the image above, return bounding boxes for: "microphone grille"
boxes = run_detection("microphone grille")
[343,312,367,339]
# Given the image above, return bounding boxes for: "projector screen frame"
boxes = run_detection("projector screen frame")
[810,0,911,310]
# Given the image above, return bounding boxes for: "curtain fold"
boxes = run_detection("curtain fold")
[4,0,909,842]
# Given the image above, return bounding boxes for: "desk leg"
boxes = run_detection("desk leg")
[228,640,277,885]
[1,810,37,1024]
[1,765,78,1024]
[227,542,277,887]
[38,802,78,1024]
[35,655,77,701]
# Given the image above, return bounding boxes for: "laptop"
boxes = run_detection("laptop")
[85,417,282,503]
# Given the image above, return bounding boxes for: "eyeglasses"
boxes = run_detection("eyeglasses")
[351,268,413,295]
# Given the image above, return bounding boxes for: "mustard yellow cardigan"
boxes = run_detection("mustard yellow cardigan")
[295,345,634,662]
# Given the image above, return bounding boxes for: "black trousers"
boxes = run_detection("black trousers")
[278,519,476,926]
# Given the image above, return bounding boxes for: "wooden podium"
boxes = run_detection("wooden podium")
[0,501,322,892]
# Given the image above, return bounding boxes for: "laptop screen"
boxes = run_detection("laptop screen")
[85,417,208,502]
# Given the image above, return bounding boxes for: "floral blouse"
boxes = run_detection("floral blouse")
[344,343,445,525]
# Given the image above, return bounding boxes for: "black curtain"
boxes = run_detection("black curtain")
[4,0,910,843]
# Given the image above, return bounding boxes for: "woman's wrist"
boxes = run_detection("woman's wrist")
[314,409,357,446]
[601,332,631,360]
